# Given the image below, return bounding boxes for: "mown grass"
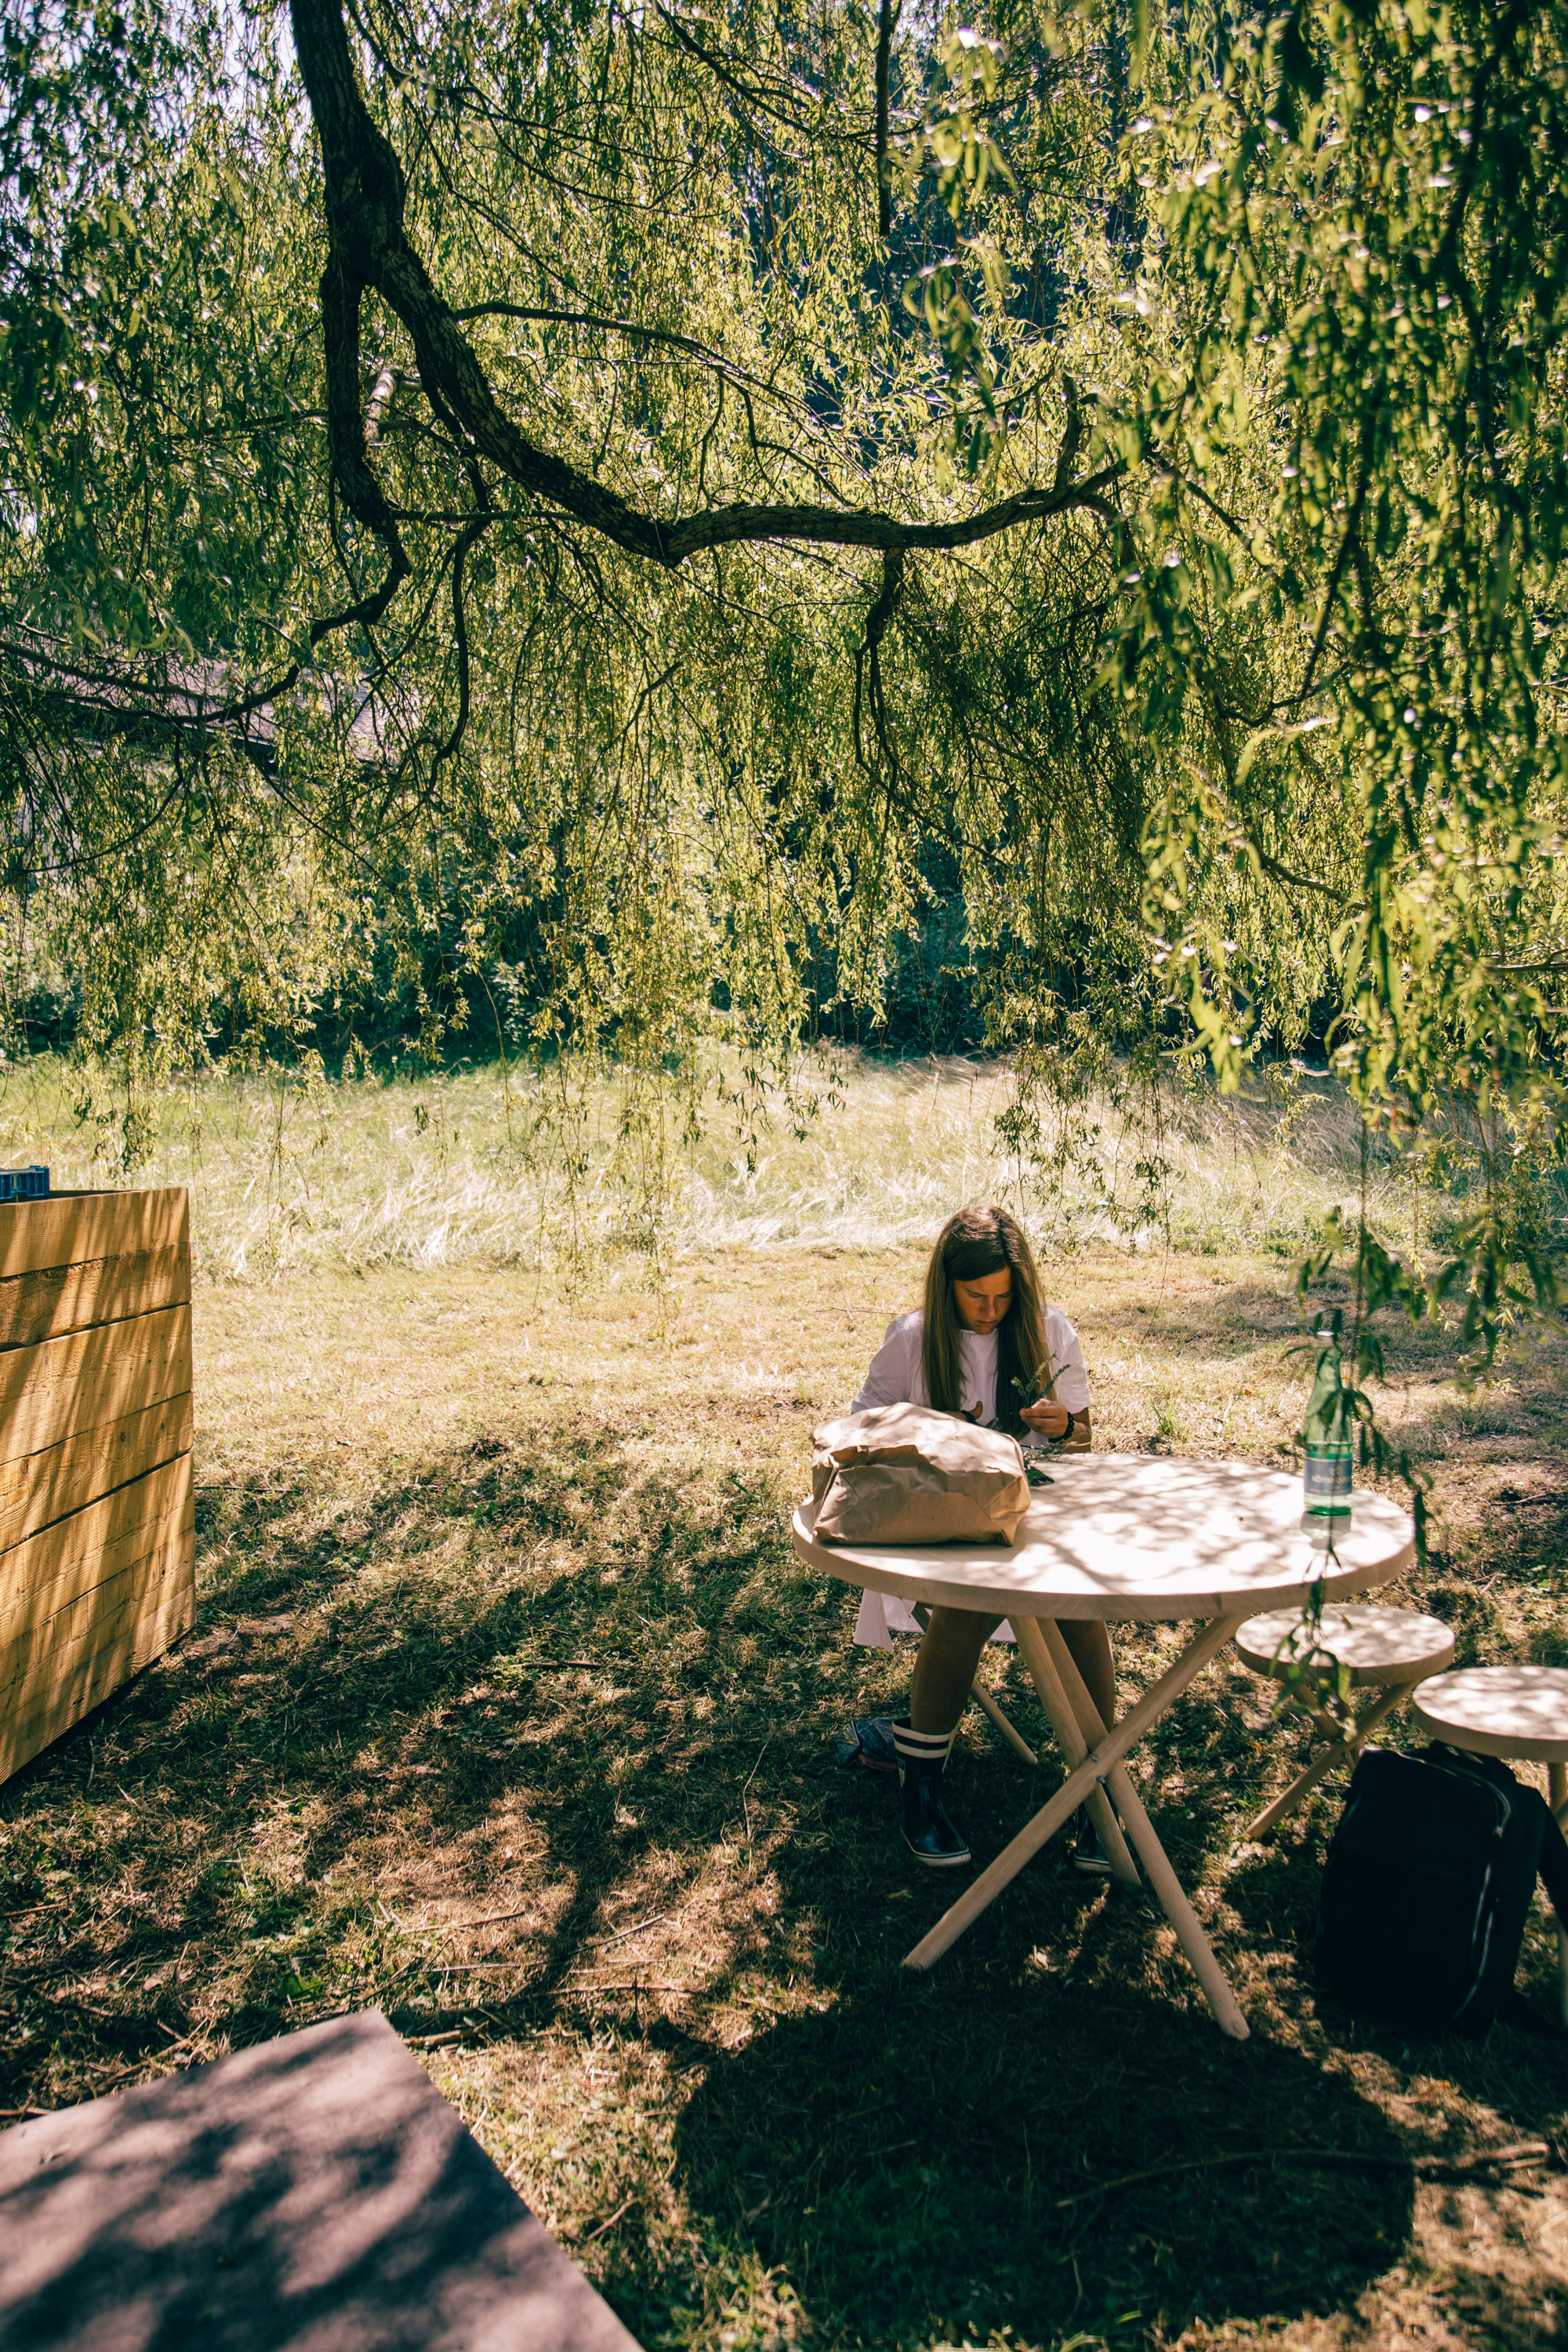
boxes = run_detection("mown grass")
[3,1232,1568,2349]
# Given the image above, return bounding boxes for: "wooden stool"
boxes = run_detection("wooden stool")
[1236,1603,1454,1836]
[1412,1665,1568,2027]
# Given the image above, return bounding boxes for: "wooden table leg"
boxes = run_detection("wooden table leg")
[1011,1617,1140,1886]
[1247,1680,1414,1838]
[1034,1618,1249,2042]
[1552,1763,1568,2031]
[902,1615,1240,1976]
[969,1674,1040,1767]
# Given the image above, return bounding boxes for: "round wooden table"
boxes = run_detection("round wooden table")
[793,1453,1414,2039]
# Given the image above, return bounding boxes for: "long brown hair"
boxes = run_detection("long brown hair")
[920,1205,1050,1431]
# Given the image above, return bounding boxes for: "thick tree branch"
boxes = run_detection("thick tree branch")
[317,239,410,632]
[364,357,401,444]
[2,652,281,776]
[289,0,1122,580]
[853,545,906,782]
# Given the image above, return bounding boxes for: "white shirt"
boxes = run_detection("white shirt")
[844,1305,1091,1650]
[850,1307,1091,1432]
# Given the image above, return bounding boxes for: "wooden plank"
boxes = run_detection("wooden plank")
[0,1189,188,1286]
[0,1453,191,1631]
[0,1461,192,1670]
[0,1498,191,1704]
[0,1240,189,1349]
[0,1494,192,1700]
[0,1550,194,1784]
[0,1304,191,1470]
[0,1482,191,1672]
[0,2013,648,2352]
[0,1389,192,1558]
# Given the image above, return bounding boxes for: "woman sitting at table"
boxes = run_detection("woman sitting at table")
[849,1203,1114,1873]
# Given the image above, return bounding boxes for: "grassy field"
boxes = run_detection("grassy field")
[0,1046,1417,1274]
[2,1062,1568,2350]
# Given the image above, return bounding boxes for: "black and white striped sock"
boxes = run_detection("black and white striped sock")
[892,1719,954,1771]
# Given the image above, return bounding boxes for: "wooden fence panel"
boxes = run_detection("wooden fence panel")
[0,1189,194,1786]
[0,1392,193,1559]
[0,1306,191,1468]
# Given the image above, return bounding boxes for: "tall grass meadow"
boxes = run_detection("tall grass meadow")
[0,1050,1422,1280]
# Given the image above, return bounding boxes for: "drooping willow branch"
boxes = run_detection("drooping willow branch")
[875,0,899,238]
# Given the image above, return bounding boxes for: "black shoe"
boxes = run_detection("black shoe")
[1073,1806,1112,1877]
[832,1716,900,1774]
[893,1719,971,1869]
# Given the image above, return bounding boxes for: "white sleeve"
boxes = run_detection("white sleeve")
[849,1316,920,1414]
[1042,1308,1091,1414]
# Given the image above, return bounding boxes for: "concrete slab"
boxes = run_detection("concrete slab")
[0,2009,643,2351]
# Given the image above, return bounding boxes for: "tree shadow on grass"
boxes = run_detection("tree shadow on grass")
[636,1965,1414,2350]
[4,1407,1566,2350]
[0,1419,848,2067]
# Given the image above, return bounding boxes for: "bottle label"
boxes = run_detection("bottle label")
[1303,1446,1352,1513]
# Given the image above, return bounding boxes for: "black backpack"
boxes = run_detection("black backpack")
[1314,1743,1568,2032]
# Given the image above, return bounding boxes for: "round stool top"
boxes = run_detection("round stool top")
[1235,1604,1454,1688]
[1411,1666,1568,1762]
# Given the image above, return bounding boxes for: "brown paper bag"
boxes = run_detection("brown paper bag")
[810,1403,1030,1546]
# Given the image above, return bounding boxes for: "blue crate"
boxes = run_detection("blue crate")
[0,1165,49,1203]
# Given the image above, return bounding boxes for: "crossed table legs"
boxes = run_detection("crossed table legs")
[902,1612,1251,2042]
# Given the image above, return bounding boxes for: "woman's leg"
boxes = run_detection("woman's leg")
[1058,1621,1116,1731]
[912,1613,1115,1737]
[909,1606,1002,1733]
[1054,1621,1119,1876]
[898,1607,1001,1869]
[902,1615,1120,1875]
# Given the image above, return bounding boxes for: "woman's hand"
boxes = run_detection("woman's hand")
[1021,1398,1072,1440]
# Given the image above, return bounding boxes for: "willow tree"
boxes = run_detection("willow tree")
[2,0,1566,1340]
[1122,0,1568,1399]
[0,0,1176,1189]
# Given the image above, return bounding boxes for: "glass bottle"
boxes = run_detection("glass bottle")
[1301,1327,1352,1521]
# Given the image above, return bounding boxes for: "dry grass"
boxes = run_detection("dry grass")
[4,1237,1568,2350]
[0,1049,1415,1275]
